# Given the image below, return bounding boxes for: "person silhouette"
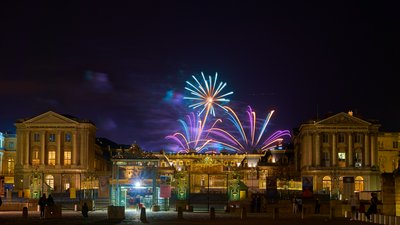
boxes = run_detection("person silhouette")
[82,202,89,217]
[38,194,47,219]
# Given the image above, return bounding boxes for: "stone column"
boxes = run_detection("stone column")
[332,133,337,166]
[57,132,61,165]
[301,134,307,167]
[315,132,320,166]
[307,133,313,166]
[80,130,86,167]
[16,130,22,166]
[24,131,30,166]
[364,133,370,167]
[348,133,353,167]
[72,132,77,165]
[0,152,3,174]
[371,133,377,167]
[40,131,45,165]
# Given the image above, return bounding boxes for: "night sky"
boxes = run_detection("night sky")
[1,1,399,151]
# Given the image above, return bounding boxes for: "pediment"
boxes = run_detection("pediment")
[316,112,371,126]
[23,111,79,125]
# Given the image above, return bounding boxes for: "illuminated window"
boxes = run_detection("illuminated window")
[64,183,70,190]
[338,152,346,161]
[64,151,71,165]
[49,134,56,142]
[322,176,331,192]
[48,151,56,165]
[65,133,71,142]
[45,175,54,189]
[34,133,40,142]
[355,176,364,191]
[7,158,14,174]
[32,151,40,165]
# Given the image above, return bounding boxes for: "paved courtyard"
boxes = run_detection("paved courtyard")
[0,208,372,225]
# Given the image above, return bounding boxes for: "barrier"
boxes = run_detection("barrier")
[210,207,215,220]
[330,207,335,219]
[301,207,306,219]
[22,207,28,218]
[177,206,183,219]
[273,207,279,220]
[140,207,147,222]
[240,207,247,220]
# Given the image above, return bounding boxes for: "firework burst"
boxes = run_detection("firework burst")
[184,72,233,130]
[209,106,291,153]
[165,112,221,153]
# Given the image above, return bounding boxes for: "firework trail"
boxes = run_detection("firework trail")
[209,106,291,153]
[165,112,222,153]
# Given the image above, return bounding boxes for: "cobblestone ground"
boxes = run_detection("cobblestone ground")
[0,209,370,225]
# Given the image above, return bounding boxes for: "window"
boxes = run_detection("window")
[322,133,329,143]
[65,133,71,142]
[32,151,40,165]
[394,142,399,149]
[8,142,14,149]
[355,176,364,192]
[64,183,70,191]
[45,175,54,189]
[355,133,362,143]
[7,158,14,174]
[49,134,56,142]
[338,133,345,143]
[322,176,331,192]
[34,133,40,142]
[64,151,71,165]
[48,151,56,165]
[322,151,330,166]
[355,152,362,168]
[338,152,346,161]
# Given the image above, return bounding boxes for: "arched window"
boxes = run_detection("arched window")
[322,176,331,193]
[45,175,54,189]
[355,176,364,192]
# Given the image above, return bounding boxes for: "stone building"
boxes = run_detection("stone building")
[0,132,17,197]
[377,132,400,173]
[13,111,110,199]
[293,111,381,200]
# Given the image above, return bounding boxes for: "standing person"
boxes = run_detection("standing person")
[365,193,379,221]
[38,193,47,219]
[297,198,303,213]
[82,202,89,218]
[47,194,54,206]
[292,197,298,214]
[315,198,321,214]
[349,193,360,220]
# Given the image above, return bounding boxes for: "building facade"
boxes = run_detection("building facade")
[0,132,17,197]
[109,144,297,210]
[377,132,400,173]
[293,111,381,200]
[13,111,110,199]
